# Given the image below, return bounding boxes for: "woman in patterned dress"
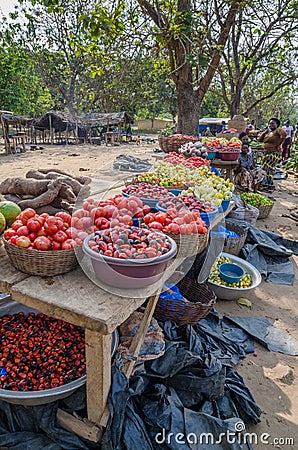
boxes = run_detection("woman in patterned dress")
[258,118,287,191]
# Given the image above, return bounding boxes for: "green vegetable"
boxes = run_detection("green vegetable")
[241,192,273,207]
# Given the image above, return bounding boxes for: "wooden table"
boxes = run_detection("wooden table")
[103,132,121,146]
[0,202,234,441]
[210,158,239,181]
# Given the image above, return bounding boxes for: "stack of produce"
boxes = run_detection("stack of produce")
[201,137,241,153]
[3,208,76,250]
[157,194,216,215]
[122,183,172,201]
[240,192,273,208]
[209,256,252,288]
[0,169,91,215]
[88,226,173,259]
[162,152,210,169]
[0,312,85,391]
[178,141,208,158]
[143,209,208,235]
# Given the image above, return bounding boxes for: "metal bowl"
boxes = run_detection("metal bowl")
[0,297,119,405]
[208,252,262,300]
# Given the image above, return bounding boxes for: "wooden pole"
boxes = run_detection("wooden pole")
[49,114,54,145]
[0,114,11,154]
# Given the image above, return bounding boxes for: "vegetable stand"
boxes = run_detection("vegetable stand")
[210,158,239,181]
[0,201,234,442]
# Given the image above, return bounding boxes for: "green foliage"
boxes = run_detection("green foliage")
[0,33,53,115]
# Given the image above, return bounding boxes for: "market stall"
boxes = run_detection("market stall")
[1,152,273,445]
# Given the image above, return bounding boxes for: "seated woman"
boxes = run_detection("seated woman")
[234,143,266,192]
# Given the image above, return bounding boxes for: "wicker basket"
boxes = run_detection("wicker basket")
[3,239,78,276]
[158,135,198,153]
[154,273,216,325]
[257,203,274,219]
[222,222,248,256]
[165,231,209,258]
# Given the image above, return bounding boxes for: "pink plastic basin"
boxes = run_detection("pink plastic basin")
[219,151,240,161]
[83,233,177,288]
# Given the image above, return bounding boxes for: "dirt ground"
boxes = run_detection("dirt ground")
[0,140,297,448]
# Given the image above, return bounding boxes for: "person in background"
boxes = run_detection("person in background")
[258,118,287,191]
[205,127,213,137]
[220,120,228,133]
[238,132,252,154]
[234,143,266,192]
[281,119,293,160]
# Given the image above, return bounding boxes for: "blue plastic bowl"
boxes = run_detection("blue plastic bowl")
[219,263,244,284]
[200,207,218,226]
[169,189,182,196]
[219,198,231,212]
[206,151,217,160]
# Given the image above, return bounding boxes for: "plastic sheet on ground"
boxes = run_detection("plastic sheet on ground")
[226,219,298,285]
[225,316,298,356]
[102,317,261,450]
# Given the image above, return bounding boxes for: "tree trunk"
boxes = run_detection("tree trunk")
[176,80,199,135]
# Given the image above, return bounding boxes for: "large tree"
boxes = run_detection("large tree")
[133,0,243,134]
[215,0,298,117]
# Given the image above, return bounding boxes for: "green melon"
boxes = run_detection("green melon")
[0,212,6,233]
[0,201,21,227]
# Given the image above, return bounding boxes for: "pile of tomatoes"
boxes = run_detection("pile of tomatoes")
[3,208,77,250]
[163,152,186,165]
[143,209,208,235]
[157,194,216,214]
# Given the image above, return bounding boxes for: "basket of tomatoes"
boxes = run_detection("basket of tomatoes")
[143,209,209,258]
[158,135,198,153]
[2,208,78,276]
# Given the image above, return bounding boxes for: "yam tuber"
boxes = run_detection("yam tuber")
[37,168,91,185]
[26,170,83,196]
[18,180,61,210]
[0,178,50,197]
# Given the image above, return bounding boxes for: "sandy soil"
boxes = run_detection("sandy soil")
[0,141,297,448]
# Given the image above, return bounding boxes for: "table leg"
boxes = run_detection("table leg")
[85,330,112,425]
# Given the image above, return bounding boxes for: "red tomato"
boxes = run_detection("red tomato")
[19,208,36,224]
[77,217,92,229]
[167,223,180,234]
[143,205,151,215]
[103,205,118,219]
[72,209,89,219]
[154,212,168,225]
[61,239,77,250]
[119,215,133,226]
[77,231,88,241]
[12,220,24,231]
[149,221,163,231]
[65,227,78,239]
[55,211,72,225]
[37,228,47,237]
[15,236,31,248]
[44,216,64,235]
[10,236,18,244]
[53,230,68,243]
[92,206,106,219]
[51,241,61,251]
[3,229,17,240]
[143,213,156,225]
[27,217,42,232]
[34,236,51,251]
[17,225,29,237]
[40,213,49,221]
[94,217,111,229]
[28,231,37,241]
